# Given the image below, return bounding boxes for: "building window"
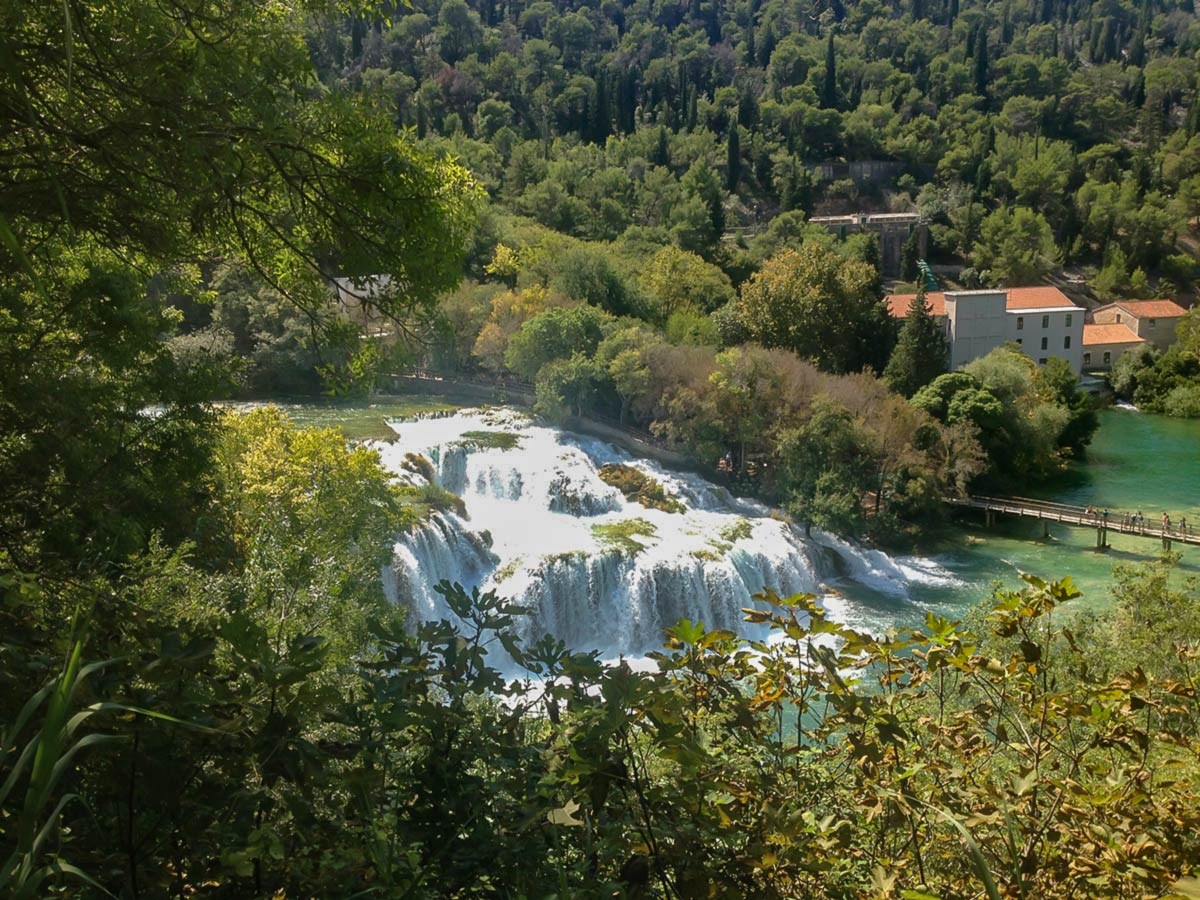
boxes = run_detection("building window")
[1038,358,1048,365]
[1065,314,1073,328]
[1084,352,1092,366]
[1017,316,1024,330]
[1042,315,1049,328]
[1064,336,1071,349]
[1103,351,1111,365]
[1016,338,1023,345]
[1149,318,1156,328]
[1116,313,1122,323]
[1041,337,1048,350]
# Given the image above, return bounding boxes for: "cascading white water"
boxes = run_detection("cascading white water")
[378,407,962,658]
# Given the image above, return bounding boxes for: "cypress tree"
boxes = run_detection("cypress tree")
[726,123,741,191]
[654,125,670,167]
[1088,20,1102,61]
[821,32,838,109]
[593,76,612,143]
[973,26,989,101]
[758,24,777,67]
[1129,21,1146,66]
[901,230,921,282]
[884,286,949,397]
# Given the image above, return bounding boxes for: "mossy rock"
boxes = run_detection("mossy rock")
[597,464,685,514]
[719,518,754,543]
[592,518,657,555]
[546,550,588,565]
[397,482,468,526]
[690,548,724,562]
[493,558,524,582]
[400,452,437,483]
[453,430,521,451]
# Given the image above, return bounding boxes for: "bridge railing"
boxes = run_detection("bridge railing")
[953,494,1198,540]
[969,495,1094,516]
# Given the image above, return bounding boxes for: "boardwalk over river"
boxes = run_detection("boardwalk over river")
[948,495,1200,549]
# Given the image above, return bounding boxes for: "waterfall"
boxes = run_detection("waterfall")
[381,408,960,658]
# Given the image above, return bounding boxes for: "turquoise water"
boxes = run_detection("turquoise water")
[880,408,1200,622]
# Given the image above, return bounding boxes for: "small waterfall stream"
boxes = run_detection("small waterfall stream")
[379,408,961,658]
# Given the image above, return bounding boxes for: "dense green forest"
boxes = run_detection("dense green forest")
[4,0,1200,897]
[305,0,1200,296]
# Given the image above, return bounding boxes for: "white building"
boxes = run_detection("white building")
[885,286,1085,373]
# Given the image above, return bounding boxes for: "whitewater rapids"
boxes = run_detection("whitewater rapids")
[377,407,961,659]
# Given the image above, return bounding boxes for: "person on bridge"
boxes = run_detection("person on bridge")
[1181,516,1188,536]
[1163,512,1170,534]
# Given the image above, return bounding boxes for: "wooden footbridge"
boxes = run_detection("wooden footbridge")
[947,495,1200,550]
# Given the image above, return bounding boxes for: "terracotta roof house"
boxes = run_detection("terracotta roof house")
[1081,323,1145,370]
[884,286,1085,373]
[1090,299,1188,352]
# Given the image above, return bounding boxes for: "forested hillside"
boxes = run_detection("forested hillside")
[308,0,1200,295]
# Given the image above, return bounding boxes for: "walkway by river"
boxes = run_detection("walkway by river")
[947,495,1200,548]
[875,408,1200,620]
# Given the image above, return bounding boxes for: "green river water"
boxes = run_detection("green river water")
[271,399,1199,629]
[870,407,1200,623]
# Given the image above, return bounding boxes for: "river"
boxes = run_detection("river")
[269,400,1199,650]
[883,408,1200,621]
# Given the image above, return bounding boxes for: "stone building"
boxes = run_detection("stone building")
[809,211,926,277]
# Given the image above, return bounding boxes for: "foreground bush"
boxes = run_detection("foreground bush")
[6,563,1200,898]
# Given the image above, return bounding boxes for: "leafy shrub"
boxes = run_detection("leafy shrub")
[1162,383,1200,417]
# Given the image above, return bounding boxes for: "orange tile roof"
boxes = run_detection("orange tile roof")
[1116,299,1188,319]
[1001,286,1078,310]
[886,292,947,317]
[885,286,1079,318]
[1083,323,1144,346]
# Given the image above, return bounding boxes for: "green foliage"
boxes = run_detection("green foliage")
[597,464,685,513]
[913,346,1097,483]
[398,481,470,523]
[779,398,880,535]
[213,407,406,659]
[973,206,1061,285]
[1117,347,1200,417]
[638,245,734,320]
[534,352,603,421]
[736,243,893,374]
[884,287,949,397]
[504,305,612,380]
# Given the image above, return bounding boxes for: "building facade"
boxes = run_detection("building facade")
[1081,323,1146,369]
[885,286,1085,373]
[810,212,926,277]
[1090,300,1188,351]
